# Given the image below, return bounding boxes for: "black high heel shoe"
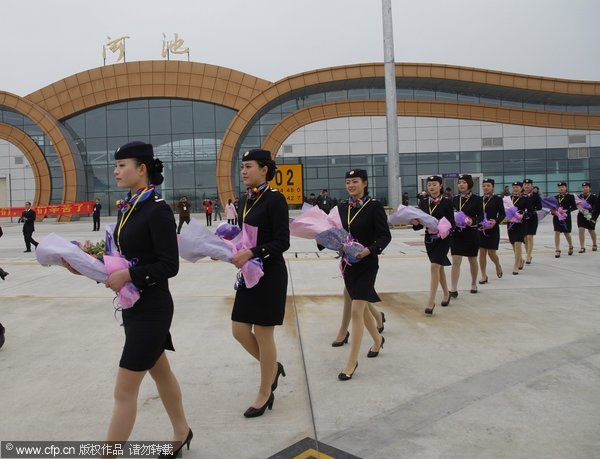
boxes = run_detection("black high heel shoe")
[159,429,193,458]
[425,304,436,315]
[441,294,451,307]
[367,336,385,358]
[271,362,286,391]
[331,331,349,347]
[478,277,488,285]
[0,269,8,280]
[338,362,358,381]
[377,311,386,333]
[449,291,458,299]
[244,393,274,418]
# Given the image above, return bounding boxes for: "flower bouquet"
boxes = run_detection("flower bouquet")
[478,212,495,232]
[290,205,365,263]
[36,229,140,308]
[178,219,263,288]
[502,196,524,229]
[575,195,593,221]
[388,205,451,239]
[541,196,568,225]
[454,211,473,230]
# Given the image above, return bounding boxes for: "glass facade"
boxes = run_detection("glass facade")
[277,116,600,205]
[232,81,600,197]
[0,106,63,203]
[62,99,236,215]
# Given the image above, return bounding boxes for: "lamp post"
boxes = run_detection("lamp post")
[382,0,400,208]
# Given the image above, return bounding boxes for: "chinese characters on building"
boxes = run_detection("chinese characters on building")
[102,33,190,65]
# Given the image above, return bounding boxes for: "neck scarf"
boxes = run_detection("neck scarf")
[117,185,156,213]
[246,182,269,200]
[348,193,369,208]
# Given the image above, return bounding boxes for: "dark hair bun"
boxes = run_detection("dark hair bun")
[149,158,164,185]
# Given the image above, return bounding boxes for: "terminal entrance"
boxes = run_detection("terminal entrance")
[418,173,484,196]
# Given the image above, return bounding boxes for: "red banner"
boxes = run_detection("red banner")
[0,201,94,218]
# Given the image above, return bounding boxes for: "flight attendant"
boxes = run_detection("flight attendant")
[63,141,192,456]
[506,181,533,274]
[553,182,577,257]
[411,175,455,315]
[477,178,505,284]
[334,169,391,380]
[449,174,482,297]
[231,149,290,417]
[522,179,542,264]
[577,182,597,253]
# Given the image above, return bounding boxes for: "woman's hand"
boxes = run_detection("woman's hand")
[356,247,371,259]
[410,219,420,225]
[231,249,254,269]
[61,258,82,275]
[488,219,496,228]
[105,268,132,293]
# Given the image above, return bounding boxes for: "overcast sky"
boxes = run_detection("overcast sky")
[1,0,599,96]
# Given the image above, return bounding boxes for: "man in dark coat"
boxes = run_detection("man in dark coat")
[316,189,332,214]
[20,201,38,252]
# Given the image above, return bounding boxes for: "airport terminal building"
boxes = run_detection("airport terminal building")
[1,61,600,217]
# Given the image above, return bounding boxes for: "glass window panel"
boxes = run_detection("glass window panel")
[128,109,150,136]
[149,99,170,108]
[399,153,416,164]
[414,89,436,100]
[106,102,127,110]
[504,160,525,173]
[436,91,458,102]
[85,107,107,137]
[400,164,416,175]
[149,107,171,135]
[193,102,216,132]
[86,138,108,165]
[108,137,129,152]
[525,162,546,173]
[260,112,282,125]
[194,161,217,188]
[347,88,370,99]
[374,155,388,165]
[416,153,437,163]
[438,152,459,162]
[547,149,567,160]
[171,106,193,134]
[525,149,546,161]
[304,93,326,106]
[3,111,25,126]
[457,94,478,103]
[461,151,481,162]
[91,165,109,190]
[128,99,149,109]
[64,114,86,138]
[547,160,569,173]
[482,162,504,173]
[569,159,588,171]
[172,99,192,107]
[172,161,195,188]
[330,156,350,166]
[460,162,481,173]
[369,88,385,99]
[481,150,502,162]
[504,150,524,160]
[106,109,128,137]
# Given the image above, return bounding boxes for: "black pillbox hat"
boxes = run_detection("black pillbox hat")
[523,178,533,184]
[582,182,591,187]
[482,178,495,185]
[114,141,154,160]
[242,149,272,161]
[345,169,368,179]
[512,181,523,187]
[426,175,443,184]
[557,181,568,187]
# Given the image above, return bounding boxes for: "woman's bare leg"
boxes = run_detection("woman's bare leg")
[334,288,352,342]
[105,368,146,442]
[451,255,462,291]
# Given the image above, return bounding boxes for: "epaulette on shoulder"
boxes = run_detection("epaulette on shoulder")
[154,196,165,202]
[270,188,279,192]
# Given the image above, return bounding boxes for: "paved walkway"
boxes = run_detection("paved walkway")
[1,215,599,458]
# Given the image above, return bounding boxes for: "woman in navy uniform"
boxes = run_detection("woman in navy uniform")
[477,178,505,284]
[64,141,192,456]
[506,181,533,275]
[523,178,542,264]
[411,175,455,315]
[577,182,597,253]
[334,169,391,380]
[231,149,290,417]
[449,174,483,297]
[553,182,577,257]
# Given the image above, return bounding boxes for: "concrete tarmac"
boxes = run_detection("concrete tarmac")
[1,215,599,458]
